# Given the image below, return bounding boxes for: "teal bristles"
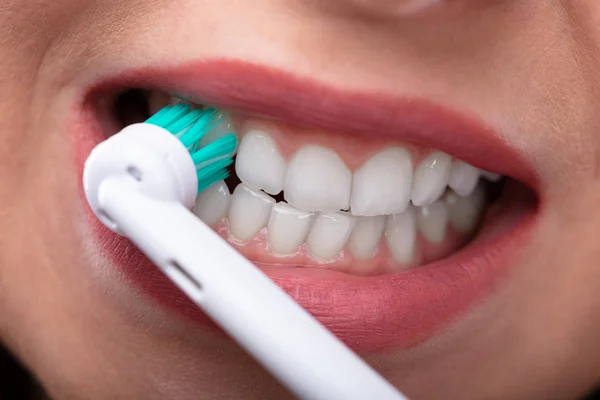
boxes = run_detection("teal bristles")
[145,104,238,193]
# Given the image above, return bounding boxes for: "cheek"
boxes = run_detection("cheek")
[10,94,90,273]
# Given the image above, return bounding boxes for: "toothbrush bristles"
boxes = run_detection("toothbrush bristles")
[146,104,189,128]
[196,157,233,193]
[146,104,237,194]
[191,134,237,167]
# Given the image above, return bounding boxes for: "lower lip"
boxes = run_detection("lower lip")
[86,190,534,353]
[72,81,536,355]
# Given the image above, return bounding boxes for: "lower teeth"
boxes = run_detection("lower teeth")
[194,179,489,271]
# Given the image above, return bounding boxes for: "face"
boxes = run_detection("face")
[1,0,599,398]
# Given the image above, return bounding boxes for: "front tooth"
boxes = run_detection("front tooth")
[228,184,275,242]
[385,206,417,265]
[417,200,449,243]
[350,147,413,216]
[284,146,352,212]
[193,180,231,226]
[445,184,486,233]
[448,160,480,196]
[411,151,452,207]
[306,212,356,261]
[235,130,286,195]
[199,113,237,150]
[267,203,315,255]
[348,216,386,260]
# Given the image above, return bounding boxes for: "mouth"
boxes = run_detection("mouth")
[74,60,539,352]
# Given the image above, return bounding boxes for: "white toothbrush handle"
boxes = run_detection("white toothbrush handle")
[97,177,406,400]
[83,124,407,400]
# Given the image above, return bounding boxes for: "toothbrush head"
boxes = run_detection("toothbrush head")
[146,104,237,193]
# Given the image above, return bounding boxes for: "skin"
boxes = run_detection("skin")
[0,0,599,398]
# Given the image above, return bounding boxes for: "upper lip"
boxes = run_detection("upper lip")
[92,59,538,190]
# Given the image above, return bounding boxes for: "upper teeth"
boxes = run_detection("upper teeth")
[283,145,352,212]
[350,147,413,217]
[236,130,286,195]
[448,159,481,197]
[235,129,494,214]
[411,151,452,207]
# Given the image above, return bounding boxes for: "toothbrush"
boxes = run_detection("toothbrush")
[83,105,408,400]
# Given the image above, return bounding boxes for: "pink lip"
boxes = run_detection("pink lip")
[73,59,538,353]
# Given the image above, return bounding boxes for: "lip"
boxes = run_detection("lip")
[72,59,539,353]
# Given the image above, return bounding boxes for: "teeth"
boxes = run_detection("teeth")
[448,160,480,197]
[348,216,386,260]
[306,212,356,261]
[385,206,417,265]
[228,184,275,242]
[187,122,492,264]
[445,184,486,233]
[199,113,237,151]
[284,146,352,212]
[480,170,501,182]
[235,130,286,195]
[267,203,315,255]
[193,180,231,226]
[411,151,452,207]
[350,147,413,217]
[417,200,449,243]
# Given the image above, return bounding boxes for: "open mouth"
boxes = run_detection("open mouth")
[76,60,539,352]
[108,89,507,276]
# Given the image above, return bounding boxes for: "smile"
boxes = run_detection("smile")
[74,60,539,352]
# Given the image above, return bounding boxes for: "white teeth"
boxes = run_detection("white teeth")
[417,200,449,243]
[235,130,287,195]
[267,203,315,255]
[193,180,231,226]
[445,184,486,233]
[385,206,417,265]
[348,216,386,260]
[306,212,356,261]
[199,113,237,151]
[350,147,413,217]
[284,146,352,212]
[480,170,501,182]
[411,151,452,207]
[228,184,275,242]
[448,160,480,197]
[197,131,493,264]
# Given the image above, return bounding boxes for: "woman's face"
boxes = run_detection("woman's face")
[1,1,599,398]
